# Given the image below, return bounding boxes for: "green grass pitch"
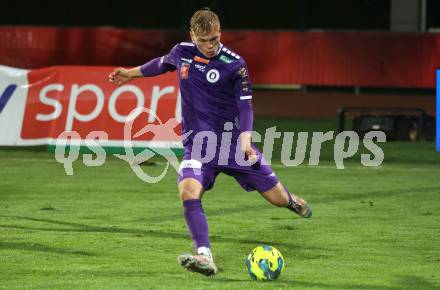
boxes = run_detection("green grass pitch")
[0,118,439,289]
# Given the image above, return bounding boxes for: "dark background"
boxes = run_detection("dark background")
[1,0,439,31]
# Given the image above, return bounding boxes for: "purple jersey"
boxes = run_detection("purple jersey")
[159,42,253,145]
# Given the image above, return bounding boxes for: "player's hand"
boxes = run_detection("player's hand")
[108,67,132,86]
[241,132,258,163]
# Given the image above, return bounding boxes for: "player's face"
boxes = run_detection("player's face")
[191,27,221,58]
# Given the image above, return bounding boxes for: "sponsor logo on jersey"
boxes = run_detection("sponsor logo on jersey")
[238,67,248,78]
[180,57,193,63]
[195,63,206,72]
[180,63,190,79]
[241,80,249,92]
[194,56,210,64]
[219,55,233,64]
[180,42,195,46]
[206,69,220,83]
[238,67,249,92]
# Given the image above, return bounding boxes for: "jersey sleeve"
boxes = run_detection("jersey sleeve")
[139,44,179,76]
[161,44,181,70]
[232,59,254,132]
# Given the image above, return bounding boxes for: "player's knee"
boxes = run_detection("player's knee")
[179,188,200,200]
[261,185,290,207]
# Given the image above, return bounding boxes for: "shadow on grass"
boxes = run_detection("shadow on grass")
[0,241,94,256]
[0,215,327,252]
[212,276,383,289]
[394,275,440,290]
[143,185,440,224]
[7,268,160,277]
[312,185,440,205]
[213,275,439,290]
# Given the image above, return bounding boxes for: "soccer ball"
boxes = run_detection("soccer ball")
[246,245,284,281]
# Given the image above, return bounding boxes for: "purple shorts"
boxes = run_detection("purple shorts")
[177,142,279,193]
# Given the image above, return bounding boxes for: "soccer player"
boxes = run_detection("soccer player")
[109,8,312,277]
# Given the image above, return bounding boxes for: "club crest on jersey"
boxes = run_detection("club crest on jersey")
[206,69,220,83]
[180,63,190,79]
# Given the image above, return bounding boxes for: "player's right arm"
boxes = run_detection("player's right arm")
[108,66,142,86]
[109,45,179,86]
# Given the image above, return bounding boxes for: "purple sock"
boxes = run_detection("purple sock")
[183,199,211,249]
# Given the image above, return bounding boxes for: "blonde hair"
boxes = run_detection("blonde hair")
[190,8,220,35]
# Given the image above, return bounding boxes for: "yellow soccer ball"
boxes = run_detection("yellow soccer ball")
[246,245,285,281]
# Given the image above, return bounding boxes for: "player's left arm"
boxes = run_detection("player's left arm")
[233,60,257,161]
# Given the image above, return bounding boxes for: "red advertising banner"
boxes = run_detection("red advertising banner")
[0,65,181,146]
[1,27,440,88]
